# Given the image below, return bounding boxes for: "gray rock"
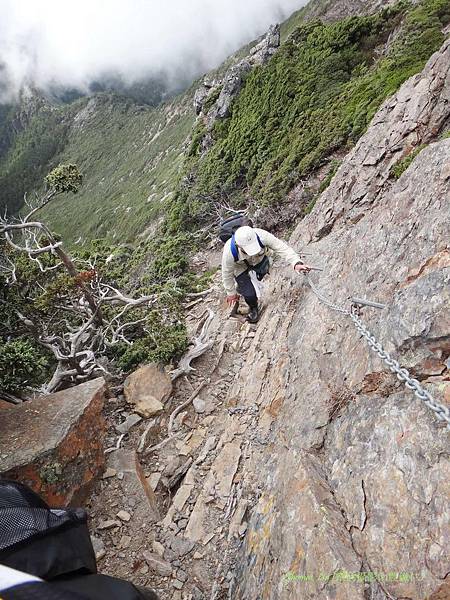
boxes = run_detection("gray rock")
[90,535,106,561]
[169,534,195,557]
[198,24,281,130]
[116,413,142,434]
[249,24,280,65]
[191,586,205,600]
[193,397,206,413]
[193,86,209,115]
[142,551,172,577]
[116,510,131,522]
[152,541,165,557]
[97,519,120,530]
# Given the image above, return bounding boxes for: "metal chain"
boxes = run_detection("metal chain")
[304,275,450,430]
[305,275,350,316]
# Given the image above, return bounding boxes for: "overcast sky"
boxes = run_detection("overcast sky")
[0,0,307,101]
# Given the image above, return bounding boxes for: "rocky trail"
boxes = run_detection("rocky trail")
[86,266,283,600]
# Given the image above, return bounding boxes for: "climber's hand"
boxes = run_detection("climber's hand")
[226,294,239,306]
[294,263,312,273]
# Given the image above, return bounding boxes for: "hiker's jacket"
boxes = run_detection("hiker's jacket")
[221,228,302,296]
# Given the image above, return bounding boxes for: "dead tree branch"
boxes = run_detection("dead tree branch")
[170,308,215,381]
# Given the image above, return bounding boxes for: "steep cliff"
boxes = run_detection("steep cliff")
[231,39,450,599]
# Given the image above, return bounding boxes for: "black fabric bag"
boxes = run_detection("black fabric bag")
[0,480,158,600]
[0,480,96,580]
[1,575,158,600]
[250,255,270,281]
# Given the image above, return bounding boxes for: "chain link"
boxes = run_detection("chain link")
[304,275,450,430]
[305,275,350,316]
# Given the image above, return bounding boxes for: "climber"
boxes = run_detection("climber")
[221,224,311,323]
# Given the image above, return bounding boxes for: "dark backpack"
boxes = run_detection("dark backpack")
[218,213,253,243]
[219,213,265,262]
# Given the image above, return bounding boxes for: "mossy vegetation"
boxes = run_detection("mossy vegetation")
[0,338,49,393]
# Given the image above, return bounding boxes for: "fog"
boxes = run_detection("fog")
[0,0,307,102]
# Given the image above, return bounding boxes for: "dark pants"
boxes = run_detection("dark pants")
[236,267,268,308]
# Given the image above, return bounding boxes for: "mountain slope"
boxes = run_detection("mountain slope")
[40,91,195,244]
[0,89,195,245]
[177,0,449,231]
[2,0,448,249]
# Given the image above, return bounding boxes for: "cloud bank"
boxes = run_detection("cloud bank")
[0,0,307,102]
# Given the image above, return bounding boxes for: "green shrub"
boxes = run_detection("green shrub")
[112,317,188,372]
[0,339,49,393]
[203,86,222,113]
[45,164,82,194]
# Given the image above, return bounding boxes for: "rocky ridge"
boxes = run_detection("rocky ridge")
[233,39,450,600]
[193,24,281,150]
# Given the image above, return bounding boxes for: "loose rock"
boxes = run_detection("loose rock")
[124,364,172,418]
[97,520,120,530]
[143,551,172,577]
[117,510,131,522]
[116,413,142,434]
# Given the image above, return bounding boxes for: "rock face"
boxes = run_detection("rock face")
[124,363,172,418]
[195,24,280,126]
[232,41,450,599]
[0,378,106,506]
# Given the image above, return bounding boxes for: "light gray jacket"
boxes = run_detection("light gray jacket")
[221,227,302,296]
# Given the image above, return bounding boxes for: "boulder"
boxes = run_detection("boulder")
[249,24,280,65]
[193,86,210,115]
[143,551,172,577]
[0,378,106,506]
[124,363,172,418]
[209,61,252,122]
[201,24,281,129]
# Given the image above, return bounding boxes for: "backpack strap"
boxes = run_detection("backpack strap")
[230,235,239,262]
[230,233,265,262]
[256,234,265,250]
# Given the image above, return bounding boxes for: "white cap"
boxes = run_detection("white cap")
[234,226,261,256]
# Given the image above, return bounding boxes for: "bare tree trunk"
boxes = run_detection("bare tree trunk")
[52,244,103,324]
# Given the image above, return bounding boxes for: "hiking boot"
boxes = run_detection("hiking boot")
[247,305,260,323]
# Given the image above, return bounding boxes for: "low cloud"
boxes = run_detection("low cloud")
[0,0,307,102]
